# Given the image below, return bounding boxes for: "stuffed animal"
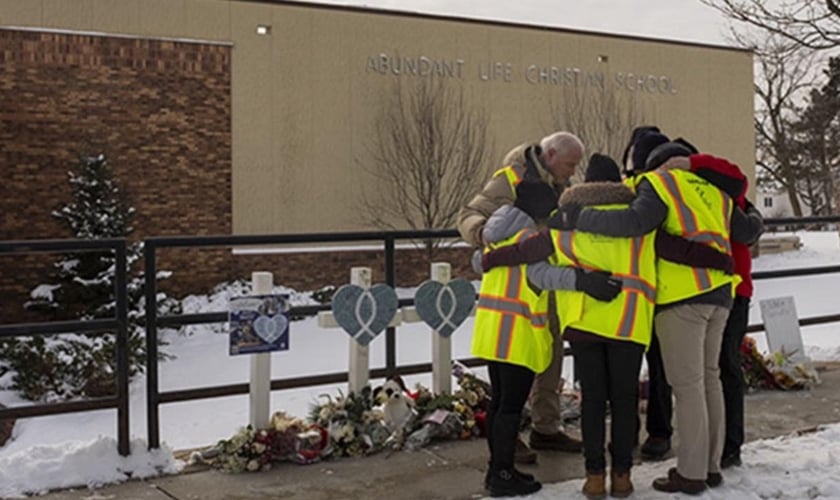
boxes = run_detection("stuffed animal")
[373,376,416,432]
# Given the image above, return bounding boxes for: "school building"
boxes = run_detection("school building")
[0,0,754,319]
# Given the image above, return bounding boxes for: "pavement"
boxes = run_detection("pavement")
[34,362,840,500]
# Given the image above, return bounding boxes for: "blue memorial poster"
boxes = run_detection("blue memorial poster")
[229,294,290,355]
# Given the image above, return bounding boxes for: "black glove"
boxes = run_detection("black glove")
[547,203,581,230]
[574,268,622,301]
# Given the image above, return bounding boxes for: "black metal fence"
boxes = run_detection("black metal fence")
[142,229,458,449]
[0,238,130,456]
[2,216,840,455]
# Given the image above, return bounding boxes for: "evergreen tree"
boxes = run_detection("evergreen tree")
[792,57,840,215]
[0,154,179,400]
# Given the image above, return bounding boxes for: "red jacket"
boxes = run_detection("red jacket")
[689,154,753,298]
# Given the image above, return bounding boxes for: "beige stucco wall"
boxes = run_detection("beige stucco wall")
[1,0,755,235]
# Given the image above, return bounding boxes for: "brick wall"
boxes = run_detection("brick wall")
[0,29,479,323]
[0,29,232,322]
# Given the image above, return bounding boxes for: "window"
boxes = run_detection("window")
[763,197,773,208]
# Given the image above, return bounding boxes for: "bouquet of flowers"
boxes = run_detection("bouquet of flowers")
[213,411,328,472]
[740,336,820,390]
[308,386,391,458]
[741,336,776,389]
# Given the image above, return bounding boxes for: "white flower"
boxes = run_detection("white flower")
[341,424,356,441]
[246,459,261,471]
[319,407,332,422]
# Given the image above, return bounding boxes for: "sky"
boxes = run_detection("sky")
[293,0,737,46]
[1,230,840,497]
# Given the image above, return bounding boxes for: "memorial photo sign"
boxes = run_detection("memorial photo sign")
[229,294,290,355]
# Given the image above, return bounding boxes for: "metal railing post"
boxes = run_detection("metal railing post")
[384,236,396,375]
[144,242,160,450]
[114,240,130,456]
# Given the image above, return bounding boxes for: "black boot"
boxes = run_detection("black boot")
[487,468,542,497]
[640,436,671,460]
[484,462,535,490]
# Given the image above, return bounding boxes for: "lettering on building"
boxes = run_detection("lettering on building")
[366,51,678,94]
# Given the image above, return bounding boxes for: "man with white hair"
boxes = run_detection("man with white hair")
[458,131,585,465]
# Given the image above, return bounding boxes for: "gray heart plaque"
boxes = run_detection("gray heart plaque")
[414,278,476,337]
[331,283,398,346]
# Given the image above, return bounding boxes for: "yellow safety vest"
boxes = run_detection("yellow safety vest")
[472,228,553,373]
[623,175,642,192]
[492,164,527,197]
[548,206,657,347]
[642,169,736,304]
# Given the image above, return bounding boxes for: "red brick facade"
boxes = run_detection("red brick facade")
[0,29,233,321]
[0,28,477,323]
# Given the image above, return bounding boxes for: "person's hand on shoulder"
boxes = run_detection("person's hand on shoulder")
[574,268,622,301]
[547,203,581,230]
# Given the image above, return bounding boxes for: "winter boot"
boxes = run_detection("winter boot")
[610,469,634,498]
[640,436,671,461]
[581,471,606,500]
[487,468,542,497]
[484,461,535,491]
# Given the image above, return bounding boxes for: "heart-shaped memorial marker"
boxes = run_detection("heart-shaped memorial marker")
[331,283,398,346]
[413,278,476,337]
[253,314,289,344]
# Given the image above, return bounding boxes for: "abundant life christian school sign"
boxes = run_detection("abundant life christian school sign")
[366,52,679,94]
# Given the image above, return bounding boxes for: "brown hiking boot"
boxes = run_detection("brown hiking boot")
[528,429,583,452]
[610,469,634,498]
[581,471,606,500]
[514,436,537,464]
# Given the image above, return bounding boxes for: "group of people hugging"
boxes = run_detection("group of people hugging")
[457,127,764,498]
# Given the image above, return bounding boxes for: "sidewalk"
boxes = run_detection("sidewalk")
[36,363,840,500]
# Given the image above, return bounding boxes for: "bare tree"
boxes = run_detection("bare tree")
[700,0,840,50]
[550,83,648,177]
[746,33,822,216]
[360,77,493,257]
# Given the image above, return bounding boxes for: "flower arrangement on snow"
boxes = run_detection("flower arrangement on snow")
[740,336,820,390]
[209,364,492,473]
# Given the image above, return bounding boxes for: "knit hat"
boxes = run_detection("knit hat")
[632,132,670,173]
[514,181,558,220]
[621,125,661,171]
[645,141,693,171]
[584,153,622,183]
[673,137,699,154]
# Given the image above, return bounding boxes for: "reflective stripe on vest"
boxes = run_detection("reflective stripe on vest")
[492,165,526,197]
[643,169,735,304]
[549,209,657,347]
[471,228,552,372]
